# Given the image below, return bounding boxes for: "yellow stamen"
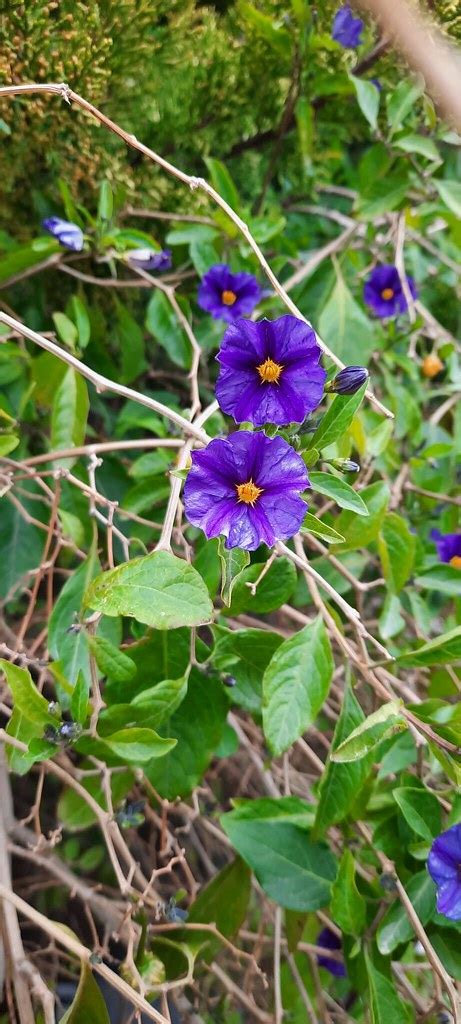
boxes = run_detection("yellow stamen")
[450,556,461,570]
[257,357,284,384]
[381,287,394,301]
[236,479,263,506]
[222,289,237,306]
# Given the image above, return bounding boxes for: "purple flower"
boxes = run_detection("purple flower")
[198,264,262,323]
[327,365,369,395]
[127,248,172,272]
[215,315,326,427]
[363,265,418,319]
[428,824,461,920]
[332,5,364,48]
[183,430,309,551]
[42,217,84,252]
[431,529,461,569]
[317,928,346,977]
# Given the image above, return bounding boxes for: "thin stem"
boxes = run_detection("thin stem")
[0,313,208,446]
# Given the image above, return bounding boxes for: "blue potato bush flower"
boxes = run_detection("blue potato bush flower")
[332,4,364,47]
[215,315,326,426]
[317,928,346,977]
[197,264,262,322]
[42,216,84,251]
[327,366,369,395]
[364,264,418,318]
[428,824,461,920]
[431,529,461,568]
[127,248,172,272]
[183,430,309,550]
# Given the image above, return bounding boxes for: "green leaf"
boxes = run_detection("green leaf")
[301,512,345,544]
[376,872,437,954]
[51,312,78,348]
[0,491,44,601]
[221,799,336,911]
[0,660,54,727]
[48,549,120,686]
[330,850,366,935]
[84,550,213,630]
[333,481,389,552]
[145,669,227,799]
[70,670,90,726]
[87,635,136,683]
[60,962,110,1024]
[115,300,146,384]
[213,626,283,714]
[130,674,188,728]
[318,273,375,364]
[415,565,461,596]
[331,700,405,763]
[103,727,176,763]
[69,295,91,349]
[145,291,191,369]
[378,513,416,593]
[217,538,250,606]
[394,133,439,160]
[365,952,411,1024]
[434,179,461,217]
[350,75,380,130]
[98,180,113,221]
[309,471,368,516]
[50,367,89,468]
[309,383,367,451]
[429,928,461,981]
[204,157,242,213]
[396,626,461,667]
[393,787,442,841]
[314,684,373,834]
[0,238,60,284]
[225,556,297,614]
[189,857,251,940]
[0,434,19,456]
[387,79,424,134]
[263,617,333,757]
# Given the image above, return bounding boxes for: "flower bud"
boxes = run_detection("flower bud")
[331,459,360,473]
[327,366,369,395]
[422,354,443,379]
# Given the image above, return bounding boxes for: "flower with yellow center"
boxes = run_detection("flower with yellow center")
[381,287,394,301]
[256,357,284,384]
[221,289,237,306]
[236,479,264,506]
[450,556,461,570]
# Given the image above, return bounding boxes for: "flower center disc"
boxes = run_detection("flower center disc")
[236,479,263,506]
[381,287,394,300]
[257,357,284,384]
[450,556,461,570]
[221,289,237,306]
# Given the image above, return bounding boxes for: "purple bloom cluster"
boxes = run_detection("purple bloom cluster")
[332,4,364,48]
[216,316,326,426]
[183,431,309,551]
[428,824,461,920]
[42,217,84,252]
[198,264,262,323]
[431,529,461,568]
[128,248,172,273]
[190,263,371,549]
[364,265,418,319]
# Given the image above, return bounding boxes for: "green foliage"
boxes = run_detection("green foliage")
[2,2,461,1019]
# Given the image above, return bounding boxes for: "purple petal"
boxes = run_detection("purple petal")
[428,825,461,886]
[436,879,461,920]
[258,492,307,539]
